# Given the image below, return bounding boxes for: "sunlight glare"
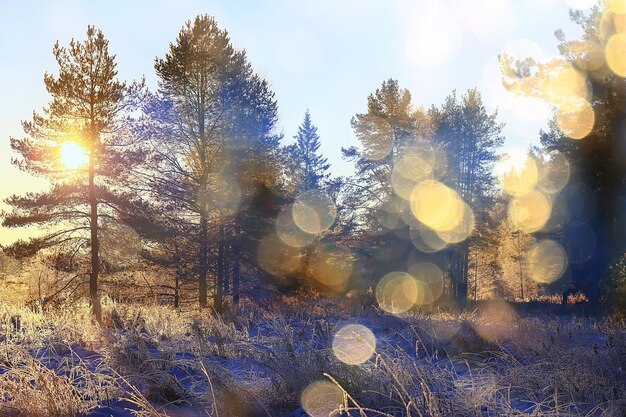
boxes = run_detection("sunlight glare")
[59,142,88,169]
[497,151,538,197]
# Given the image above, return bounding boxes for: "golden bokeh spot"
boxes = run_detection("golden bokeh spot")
[391,152,433,200]
[508,189,552,233]
[211,173,242,217]
[538,152,571,194]
[375,205,402,231]
[292,190,337,235]
[395,152,433,181]
[376,271,421,314]
[300,380,344,417]
[275,207,316,248]
[556,98,595,140]
[308,244,353,294]
[435,202,475,244]
[59,142,88,169]
[332,324,376,365]
[257,234,301,278]
[498,153,538,197]
[606,33,626,77]
[605,0,626,14]
[473,300,518,343]
[408,262,444,304]
[541,61,589,105]
[526,240,568,284]
[614,12,626,33]
[410,180,464,232]
[565,40,605,72]
[409,227,449,253]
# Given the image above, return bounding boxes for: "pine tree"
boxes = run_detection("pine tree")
[342,79,429,229]
[1,26,145,321]
[430,89,504,300]
[287,110,331,192]
[145,15,282,310]
[500,5,626,306]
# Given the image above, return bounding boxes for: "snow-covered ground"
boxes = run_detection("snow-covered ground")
[0,298,623,417]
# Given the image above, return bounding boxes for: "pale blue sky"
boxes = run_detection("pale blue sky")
[0,0,591,244]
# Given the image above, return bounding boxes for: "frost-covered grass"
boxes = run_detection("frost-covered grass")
[0,297,623,416]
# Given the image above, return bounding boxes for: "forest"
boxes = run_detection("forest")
[0,2,624,417]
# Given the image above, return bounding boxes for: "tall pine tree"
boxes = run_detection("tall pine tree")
[500,4,626,306]
[2,26,145,320]
[287,110,331,193]
[145,15,282,310]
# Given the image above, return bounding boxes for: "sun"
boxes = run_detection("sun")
[59,142,89,169]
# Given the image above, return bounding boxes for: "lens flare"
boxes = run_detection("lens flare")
[211,173,242,216]
[59,142,88,169]
[308,244,353,294]
[276,207,316,248]
[376,271,421,314]
[408,262,444,304]
[564,0,596,9]
[332,324,376,365]
[301,380,344,417]
[526,240,568,284]
[543,61,590,105]
[606,33,626,77]
[435,202,475,244]
[508,190,552,233]
[391,153,433,200]
[605,0,626,14]
[556,97,595,140]
[410,180,464,232]
[292,190,337,235]
[564,40,604,71]
[538,152,571,194]
[473,300,518,343]
[257,234,301,278]
[497,152,538,197]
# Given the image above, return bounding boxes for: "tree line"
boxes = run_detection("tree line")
[2,7,625,319]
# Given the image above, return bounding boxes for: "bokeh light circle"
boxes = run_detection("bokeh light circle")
[332,324,376,365]
[376,271,420,314]
[526,240,568,284]
[301,380,344,417]
[292,190,337,234]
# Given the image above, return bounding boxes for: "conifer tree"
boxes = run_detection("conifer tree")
[145,15,282,310]
[500,5,626,306]
[287,110,331,192]
[1,26,145,321]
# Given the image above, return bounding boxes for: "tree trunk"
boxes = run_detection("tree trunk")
[233,244,240,308]
[457,242,469,301]
[198,215,209,308]
[88,129,101,323]
[174,271,180,309]
[517,233,524,301]
[474,251,478,301]
[215,224,225,312]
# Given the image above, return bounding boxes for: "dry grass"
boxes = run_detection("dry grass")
[0,297,622,416]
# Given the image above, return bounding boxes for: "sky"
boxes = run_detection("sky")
[0,0,595,245]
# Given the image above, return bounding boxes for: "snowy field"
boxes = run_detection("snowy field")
[0,298,623,417]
